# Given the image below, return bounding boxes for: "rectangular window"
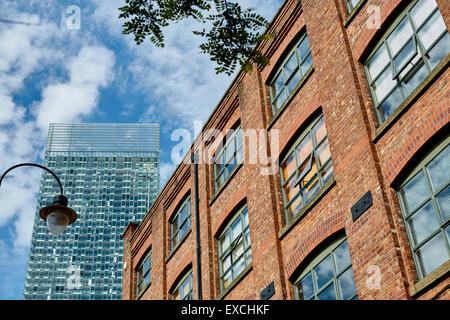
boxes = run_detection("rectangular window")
[218,205,251,292]
[269,32,313,113]
[136,250,151,296]
[213,126,244,191]
[280,114,334,222]
[397,140,450,279]
[170,196,191,250]
[364,0,450,123]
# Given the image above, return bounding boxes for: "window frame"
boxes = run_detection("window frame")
[169,195,192,250]
[363,0,449,124]
[171,270,194,300]
[397,135,450,279]
[294,236,358,300]
[279,113,334,223]
[217,204,252,292]
[213,125,244,192]
[345,0,363,13]
[268,32,313,115]
[136,249,152,297]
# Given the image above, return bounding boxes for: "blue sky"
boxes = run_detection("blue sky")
[0,0,282,299]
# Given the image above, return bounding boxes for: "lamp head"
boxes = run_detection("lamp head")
[39,195,77,235]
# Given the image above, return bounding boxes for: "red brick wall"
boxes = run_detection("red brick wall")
[123,0,450,300]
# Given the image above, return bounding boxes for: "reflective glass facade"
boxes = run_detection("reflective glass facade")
[23,123,159,300]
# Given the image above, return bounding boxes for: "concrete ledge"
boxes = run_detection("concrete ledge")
[408,260,450,299]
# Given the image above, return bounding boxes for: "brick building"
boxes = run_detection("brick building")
[122,0,449,300]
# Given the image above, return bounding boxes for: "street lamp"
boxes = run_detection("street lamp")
[0,163,77,235]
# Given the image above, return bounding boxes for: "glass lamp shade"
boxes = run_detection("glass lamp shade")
[39,204,77,235]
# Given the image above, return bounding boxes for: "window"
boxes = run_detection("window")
[364,0,449,123]
[280,114,334,222]
[218,204,251,291]
[295,236,358,300]
[171,270,193,300]
[397,138,449,279]
[213,126,243,191]
[345,0,362,13]
[170,196,191,250]
[136,250,151,296]
[269,32,313,113]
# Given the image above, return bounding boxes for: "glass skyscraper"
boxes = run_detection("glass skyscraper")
[23,123,160,300]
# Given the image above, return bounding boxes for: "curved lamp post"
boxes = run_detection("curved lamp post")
[0,163,77,235]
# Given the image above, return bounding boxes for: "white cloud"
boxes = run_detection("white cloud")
[35,46,115,131]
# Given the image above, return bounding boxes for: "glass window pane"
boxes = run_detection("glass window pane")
[286,69,302,94]
[220,234,230,254]
[312,117,326,145]
[320,161,334,185]
[232,255,245,277]
[316,139,331,167]
[297,36,311,61]
[231,217,242,242]
[379,87,403,120]
[284,52,299,80]
[417,9,447,50]
[222,270,231,288]
[373,66,396,103]
[436,186,450,221]
[427,33,450,69]
[393,38,417,75]
[416,232,448,277]
[273,88,288,111]
[301,54,313,75]
[222,255,231,272]
[367,45,390,81]
[314,255,334,289]
[283,174,300,202]
[401,170,430,213]
[298,272,314,299]
[299,159,317,189]
[179,205,187,223]
[272,72,284,97]
[303,175,320,203]
[296,135,313,164]
[317,282,337,300]
[407,201,440,246]
[286,195,302,220]
[411,0,437,28]
[401,61,428,97]
[387,16,413,55]
[333,240,351,274]
[233,240,244,260]
[426,144,450,192]
[338,268,357,300]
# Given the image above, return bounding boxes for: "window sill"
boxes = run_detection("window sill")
[343,0,368,28]
[408,260,450,298]
[166,228,192,264]
[372,53,450,143]
[279,177,336,240]
[267,67,314,131]
[215,263,253,300]
[136,281,152,300]
[209,162,243,206]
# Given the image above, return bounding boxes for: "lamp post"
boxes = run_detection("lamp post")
[0,163,77,235]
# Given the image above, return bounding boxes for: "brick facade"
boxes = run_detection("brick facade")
[122,0,450,300]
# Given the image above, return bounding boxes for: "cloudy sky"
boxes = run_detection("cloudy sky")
[0,0,282,299]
